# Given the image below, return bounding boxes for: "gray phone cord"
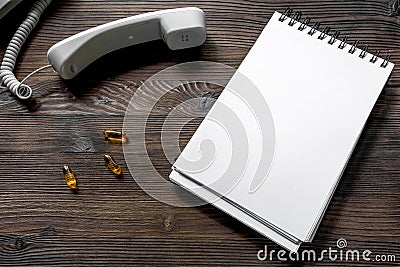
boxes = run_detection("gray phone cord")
[0,0,53,100]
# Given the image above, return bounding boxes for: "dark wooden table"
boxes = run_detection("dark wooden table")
[0,0,399,266]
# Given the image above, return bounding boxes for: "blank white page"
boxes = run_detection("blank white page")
[173,11,394,243]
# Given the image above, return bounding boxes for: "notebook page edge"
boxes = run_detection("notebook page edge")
[169,169,302,252]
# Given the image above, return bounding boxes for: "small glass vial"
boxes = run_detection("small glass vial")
[104,154,122,176]
[62,165,77,189]
[103,130,127,144]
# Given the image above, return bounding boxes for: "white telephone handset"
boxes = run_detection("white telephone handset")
[0,3,207,100]
[48,7,207,80]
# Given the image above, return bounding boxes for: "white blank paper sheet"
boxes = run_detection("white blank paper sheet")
[171,11,394,251]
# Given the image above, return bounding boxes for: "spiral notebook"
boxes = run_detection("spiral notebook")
[170,10,394,251]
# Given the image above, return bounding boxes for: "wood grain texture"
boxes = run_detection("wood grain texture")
[0,0,399,266]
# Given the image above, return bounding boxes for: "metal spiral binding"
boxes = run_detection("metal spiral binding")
[278,7,390,68]
[359,45,369,58]
[279,8,292,22]
[298,17,310,31]
[349,40,359,54]
[370,50,379,63]
[308,21,320,36]
[381,55,390,68]
[328,31,340,45]
[338,36,348,49]
[288,12,301,26]
[318,27,330,40]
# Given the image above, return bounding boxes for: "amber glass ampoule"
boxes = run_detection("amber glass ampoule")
[104,154,122,176]
[103,130,127,144]
[62,165,77,189]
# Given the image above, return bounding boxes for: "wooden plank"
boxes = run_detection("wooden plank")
[0,0,400,115]
[0,114,398,265]
[0,0,399,265]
